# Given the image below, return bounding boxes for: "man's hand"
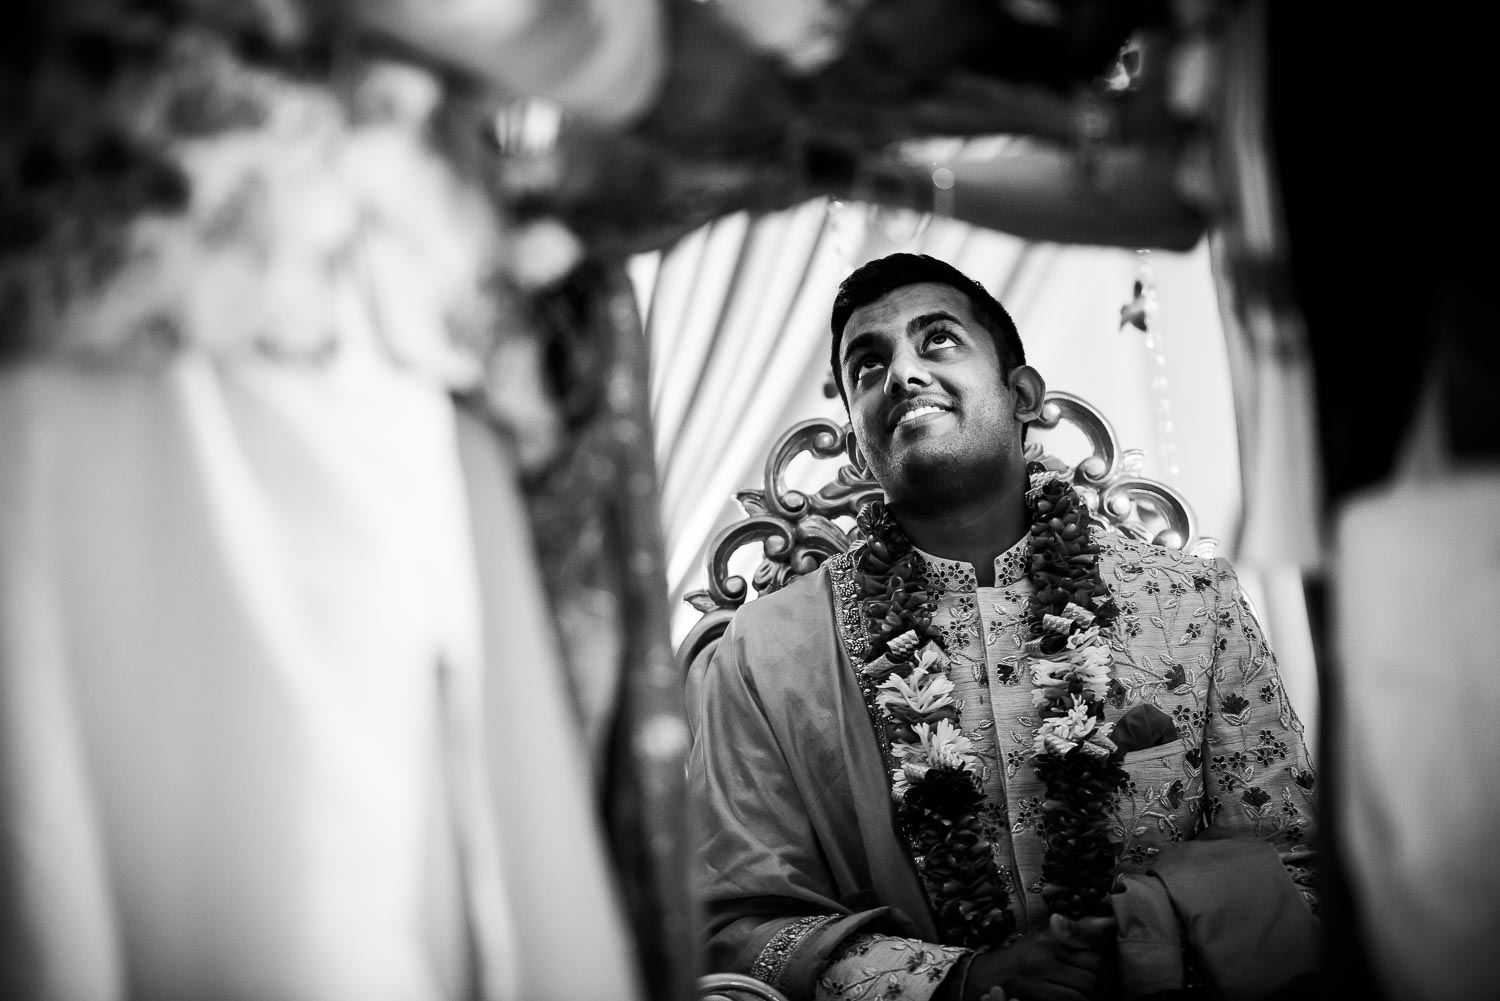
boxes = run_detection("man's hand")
[963,914,1117,1001]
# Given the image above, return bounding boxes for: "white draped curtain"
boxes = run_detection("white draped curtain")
[0,356,644,1001]
[632,195,1319,741]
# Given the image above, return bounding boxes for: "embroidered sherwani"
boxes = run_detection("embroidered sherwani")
[686,530,1317,1001]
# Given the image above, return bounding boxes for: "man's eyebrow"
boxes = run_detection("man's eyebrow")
[842,311,963,367]
[906,311,961,334]
[841,329,880,367]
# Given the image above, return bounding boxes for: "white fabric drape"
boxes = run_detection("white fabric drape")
[0,353,642,1001]
[635,199,859,626]
[1331,376,1500,1000]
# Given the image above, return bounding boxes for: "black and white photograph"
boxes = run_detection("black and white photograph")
[1,2,1492,1000]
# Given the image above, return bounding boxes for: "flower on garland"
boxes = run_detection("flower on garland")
[876,667,960,727]
[1034,697,1116,761]
[508,216,585,292]
[890,719,983,801]
[1030,638,1112,710]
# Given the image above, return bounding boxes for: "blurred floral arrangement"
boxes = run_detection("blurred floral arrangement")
[0,0,508,378]
[0,0,1205,478]
[0,0,628,480]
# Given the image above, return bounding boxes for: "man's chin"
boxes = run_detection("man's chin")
[878,454,966,504]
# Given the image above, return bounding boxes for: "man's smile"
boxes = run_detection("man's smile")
[889,400,951,431]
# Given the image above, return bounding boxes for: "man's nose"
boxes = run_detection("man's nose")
[884,349,932,397]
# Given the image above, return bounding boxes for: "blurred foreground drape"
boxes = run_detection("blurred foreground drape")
[0,3,700,996]
[0,351,643,1000]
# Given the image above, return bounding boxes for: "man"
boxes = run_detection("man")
[686,254,1319,1001]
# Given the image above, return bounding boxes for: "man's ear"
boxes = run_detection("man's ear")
[846,430,866,472]
[1009,365,1046,423]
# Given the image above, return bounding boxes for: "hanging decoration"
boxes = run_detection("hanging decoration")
[1128,250,1181,480]
[1119,279,1152,332]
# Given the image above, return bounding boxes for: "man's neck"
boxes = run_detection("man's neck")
[889,489,1029,588]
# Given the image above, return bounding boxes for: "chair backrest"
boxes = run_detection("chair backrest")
[674,390,1217,679]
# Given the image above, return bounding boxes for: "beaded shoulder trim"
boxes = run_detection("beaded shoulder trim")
[827,547,925,867]
[750,914,836,990]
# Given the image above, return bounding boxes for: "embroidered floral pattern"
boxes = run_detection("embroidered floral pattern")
[817,934,966,1001]
[829,474,1321,951]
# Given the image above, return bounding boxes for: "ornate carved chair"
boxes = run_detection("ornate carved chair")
[683,390,1215,1001]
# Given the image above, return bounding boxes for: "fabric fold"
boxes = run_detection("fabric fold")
[1113,831,1319,1001]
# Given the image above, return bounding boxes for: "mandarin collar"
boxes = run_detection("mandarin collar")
[914,532,1032,596]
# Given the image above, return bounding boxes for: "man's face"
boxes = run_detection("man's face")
[839,282,1026,508]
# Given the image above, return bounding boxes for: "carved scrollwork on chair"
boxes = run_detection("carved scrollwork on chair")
[675,417,877,680]
[1027,391,1218,557]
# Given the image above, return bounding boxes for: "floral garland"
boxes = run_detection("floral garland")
[853,501,1014,949]
[1022,464,1129,920]
[854,463,1127,946]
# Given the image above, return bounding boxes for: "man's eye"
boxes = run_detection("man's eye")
[925,330,957,349]
[854,356,884,378]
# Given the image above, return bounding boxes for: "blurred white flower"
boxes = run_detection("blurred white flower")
[510,217,584,291]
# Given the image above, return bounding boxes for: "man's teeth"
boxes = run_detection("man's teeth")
[898,405,945,425]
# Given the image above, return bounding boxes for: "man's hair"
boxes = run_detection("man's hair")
[829,253,1025,403]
